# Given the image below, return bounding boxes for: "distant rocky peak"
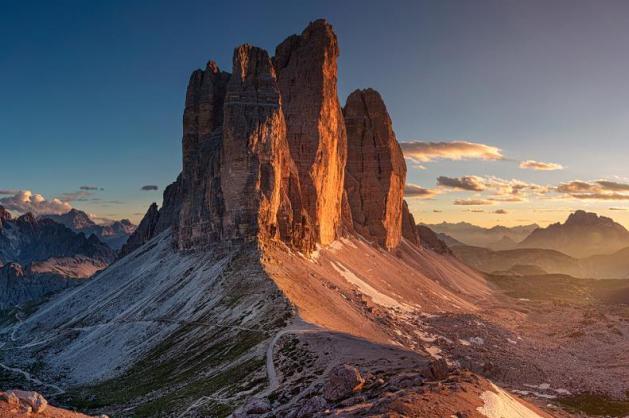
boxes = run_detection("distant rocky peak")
[565,210,619,228]
[0,205,11,227]
[17,212,36,224]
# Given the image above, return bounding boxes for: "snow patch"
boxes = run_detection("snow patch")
[477,383,543,418]
[330,261,408,310]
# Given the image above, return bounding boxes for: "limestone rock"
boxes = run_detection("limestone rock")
[0,205,12,228]
[7,390,47,413]
[155,175,184,236]
[401,200,420,245]
[275,19,347,246]
[322,364,365,402]
[220,44,287,243]
[177,61,230,250]
[343,88,406,249]
[119,203,160,257]
[417,225,451,254]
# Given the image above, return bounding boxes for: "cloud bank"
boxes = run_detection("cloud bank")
[0,190,72,215]
[556,180,629,200]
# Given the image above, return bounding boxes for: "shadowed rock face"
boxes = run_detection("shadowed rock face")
[274,19,347,246]
[221,45,287,242]
[119,203,160,257]
[402,201,420,245]
[343,89,407,249]
[177,62,230,250]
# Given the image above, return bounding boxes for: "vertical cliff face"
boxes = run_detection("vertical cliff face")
[177,61,230,250]
[122,19,418,257]
[343,89,407,249]
[220,45,286,242]
[274,19,347,246]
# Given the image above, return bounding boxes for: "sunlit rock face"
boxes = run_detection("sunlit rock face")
[124,19,420,256]
[343,88,407,249]
[274,19,347,246]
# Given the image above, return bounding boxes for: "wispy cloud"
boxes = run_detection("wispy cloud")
[0,189,17,195]
[400,140,503,163]
[141,185,159,191]
[494,209,508,214]
[0,190,72,215]
[453,199,493,206]
[519,160,563,171]
[404,184,440,199]
[57,191,93,202]
[80,185,104,191]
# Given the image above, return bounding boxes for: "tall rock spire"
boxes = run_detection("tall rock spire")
[343,88,407,249]
[274,19,347,246]
[220,45,287,242]
[177,61,230,249]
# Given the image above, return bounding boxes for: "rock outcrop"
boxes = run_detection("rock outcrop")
[275,19,347,246]
[177,61,229,250]
[343,89,407,249]
[220,45,287,243]
[119,203,160,257]
[126,19,419,256]
[401,201,420,245]
[417,225,451,255]
[0,205,11,228]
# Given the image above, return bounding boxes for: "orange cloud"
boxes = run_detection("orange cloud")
[400,141,503,163]
[519,160,564,171]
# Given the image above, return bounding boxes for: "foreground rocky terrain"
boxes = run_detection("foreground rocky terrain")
[0,19,626,418]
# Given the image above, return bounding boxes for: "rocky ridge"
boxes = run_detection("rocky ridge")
[42,209,135,251]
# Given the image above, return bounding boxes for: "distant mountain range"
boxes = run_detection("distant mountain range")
[42,208,135,251]
[451,245,629,279]
[517,210,629,258]
[425,210,629,279]
[422,221,539,250]
[0,205,114,309]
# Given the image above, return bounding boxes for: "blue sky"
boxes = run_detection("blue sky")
[3,0,629,225]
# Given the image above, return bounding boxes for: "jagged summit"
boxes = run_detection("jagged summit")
[518,209,629,257]
[124,19,416,256]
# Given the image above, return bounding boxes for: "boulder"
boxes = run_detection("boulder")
[343,88,407,249]
[322,364,365,402]
[8,390,47,413]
